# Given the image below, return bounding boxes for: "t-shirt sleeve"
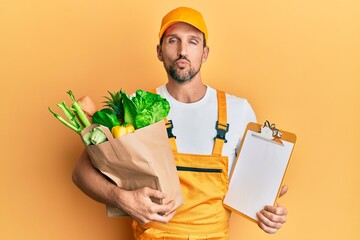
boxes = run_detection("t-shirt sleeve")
[243,100,257,125]
[235,100,257,156]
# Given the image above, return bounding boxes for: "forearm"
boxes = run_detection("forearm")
[72,149,176,224]
[72,149,124,208]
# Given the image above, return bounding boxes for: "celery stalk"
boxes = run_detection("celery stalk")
[57,102,82,129]
[48,107,82,133]
[67,90,91,127]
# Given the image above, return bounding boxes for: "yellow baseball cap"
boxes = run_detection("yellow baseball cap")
[159,7,208,44]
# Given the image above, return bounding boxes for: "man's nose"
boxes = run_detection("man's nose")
[178,42,188,58]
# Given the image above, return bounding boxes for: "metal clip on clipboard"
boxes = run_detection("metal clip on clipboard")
[252,120,284,146]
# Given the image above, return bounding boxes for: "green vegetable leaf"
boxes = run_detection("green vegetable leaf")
[103,90,124,124]
[135,100,170,128]
[124,89,170,129]
[121,90,138,127]
[92,108,120,130]
[132,90,161,112]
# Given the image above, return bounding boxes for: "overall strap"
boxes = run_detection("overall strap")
[151,88,228,155]
[165,118,178,154]
[212,90,229,156]
[151,88,178,154]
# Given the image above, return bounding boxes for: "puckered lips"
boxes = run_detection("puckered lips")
[175,59,190,69]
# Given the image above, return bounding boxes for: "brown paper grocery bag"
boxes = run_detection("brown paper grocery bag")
[80,120,184,217]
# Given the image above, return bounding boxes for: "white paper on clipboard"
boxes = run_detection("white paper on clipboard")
[223,122,296,223]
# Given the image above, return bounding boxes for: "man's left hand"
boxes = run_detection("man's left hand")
[256,185,288,234]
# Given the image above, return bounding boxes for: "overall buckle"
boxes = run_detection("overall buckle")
[166,120,176,139]
[215,121,229,143]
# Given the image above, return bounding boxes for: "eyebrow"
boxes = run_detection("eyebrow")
[164,34,179,39]
[165,34,201,41]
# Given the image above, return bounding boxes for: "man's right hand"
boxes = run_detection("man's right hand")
[116,187,176,224]
[72,150,176,225]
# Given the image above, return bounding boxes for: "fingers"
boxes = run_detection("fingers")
[257,213,280,234]
[136,200,176,224]
[264,204,288,216]
[127,188,176,224]
[257,184,288,233]
[151,209,177,223]
[257,204,287,234]
[279,185,288,198]
[143,187,168,200]
[150,200,176,215]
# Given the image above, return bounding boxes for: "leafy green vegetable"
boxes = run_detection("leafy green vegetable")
[121,90,138,127]
[132,90,161,112]
[121,89,170,129]
[92,108,120,130]
[135,101,170,129]
[50,88,170,140]
[103,90,124,124]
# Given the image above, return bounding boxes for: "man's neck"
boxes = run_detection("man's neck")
[166,77,207,103]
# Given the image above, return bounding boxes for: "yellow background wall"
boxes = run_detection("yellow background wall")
[1,0,359,239]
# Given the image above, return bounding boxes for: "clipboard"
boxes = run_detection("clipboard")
[223,121,297,223]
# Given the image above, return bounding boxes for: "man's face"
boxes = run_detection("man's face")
[157,22,209,84]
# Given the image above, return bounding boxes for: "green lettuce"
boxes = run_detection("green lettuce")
[121,89,170,129]
[92,108,120,130]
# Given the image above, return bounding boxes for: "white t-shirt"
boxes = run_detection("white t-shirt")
[156,85,257,172]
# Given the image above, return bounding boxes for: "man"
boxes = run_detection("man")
[72,6,288,239]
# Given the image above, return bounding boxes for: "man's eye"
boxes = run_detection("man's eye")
[169,39,178,43]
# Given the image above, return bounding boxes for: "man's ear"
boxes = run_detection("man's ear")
[157,44,163,61]
[202,46,209,63]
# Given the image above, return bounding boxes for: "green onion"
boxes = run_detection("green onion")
[48,107,82,133]
[56,102,82,129]
[67,90,91,127]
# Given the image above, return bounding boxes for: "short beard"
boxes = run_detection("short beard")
[167,64,200,84]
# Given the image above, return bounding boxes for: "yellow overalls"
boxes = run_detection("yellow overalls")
[133,90,231,240]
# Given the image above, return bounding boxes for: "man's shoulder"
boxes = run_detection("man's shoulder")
[154,85,164,93]
[224,91,256,123]
[210,87,248,105]
[206,86,251,107]
[225,92,249,104]
[154,85,167,97]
